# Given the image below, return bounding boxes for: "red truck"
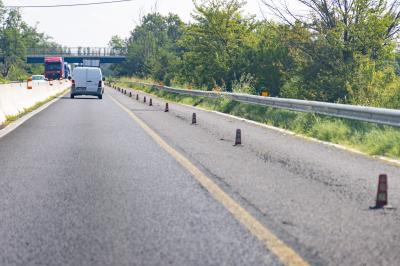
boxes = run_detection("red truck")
[44,57,64,80]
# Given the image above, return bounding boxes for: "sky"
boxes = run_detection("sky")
[4,0,301,47]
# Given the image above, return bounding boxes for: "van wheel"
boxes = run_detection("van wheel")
[98,94,102,100]
[70,94,74,99]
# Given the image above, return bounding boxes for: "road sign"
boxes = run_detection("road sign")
[82,59,100,67]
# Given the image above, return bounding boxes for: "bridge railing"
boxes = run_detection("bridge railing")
[26,47,127,57]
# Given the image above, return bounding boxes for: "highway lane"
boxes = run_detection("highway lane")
[108,86,400,266]
[0,94,281,265]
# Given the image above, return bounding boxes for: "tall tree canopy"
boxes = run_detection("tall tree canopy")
[0,3,61,81]
[262,0,400,103]
[109,13,184,84]
[110,0,400,107]
[179,0,255,90]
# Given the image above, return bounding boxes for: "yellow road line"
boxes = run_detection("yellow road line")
[108,93,309,266]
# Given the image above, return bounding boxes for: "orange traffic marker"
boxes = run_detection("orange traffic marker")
[27,77,33,90]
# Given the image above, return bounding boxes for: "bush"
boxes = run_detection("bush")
[309,120,350,143]
[348,56,400,109]
[363,128,400,158]
[232,73,257,95]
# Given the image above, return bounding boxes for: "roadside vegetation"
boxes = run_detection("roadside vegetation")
[0,1,64,82]
[109,0,400,109]
[113,77,400,160]
[108,0,400,160]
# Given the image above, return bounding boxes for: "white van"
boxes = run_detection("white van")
[70,67,104,99]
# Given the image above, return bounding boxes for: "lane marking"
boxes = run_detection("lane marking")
[108,93,309,266]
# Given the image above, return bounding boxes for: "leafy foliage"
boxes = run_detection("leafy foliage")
[109,13,184,85]
[178,0,255,90]
[110,0,400,108]
[263,0,400,105]
[0,3,63,81]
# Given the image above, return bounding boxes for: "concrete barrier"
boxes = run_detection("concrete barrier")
[0,81,70,125]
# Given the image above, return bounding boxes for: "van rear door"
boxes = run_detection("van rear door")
[73,68,87,89]
[86,68,101,92]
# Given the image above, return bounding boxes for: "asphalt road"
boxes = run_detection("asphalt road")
[1,87,399,265]
[0,94,279,265]
[107,87,400,266]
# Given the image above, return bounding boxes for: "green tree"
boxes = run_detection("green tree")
[109,35,125,54]
[111,13,184,84]
[263,0,400,102]
[240,22,298,96]
[0,8,26,78]
[0,4,63,80]
[179,0,255,90]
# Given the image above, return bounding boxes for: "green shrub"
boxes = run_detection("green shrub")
[309,120,351,143]
[362,128,400,158]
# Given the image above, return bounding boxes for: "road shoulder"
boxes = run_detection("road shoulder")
[0,90,69,139]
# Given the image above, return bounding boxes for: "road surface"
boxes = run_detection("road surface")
[0,87,399,265]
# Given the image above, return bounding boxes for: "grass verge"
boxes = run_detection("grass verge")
[1,89,68,128]
[113,78,400,161]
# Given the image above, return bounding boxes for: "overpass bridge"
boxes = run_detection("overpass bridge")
[0,47,127,64]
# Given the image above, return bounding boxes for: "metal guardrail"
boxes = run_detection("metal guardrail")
[122,81,400,127]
